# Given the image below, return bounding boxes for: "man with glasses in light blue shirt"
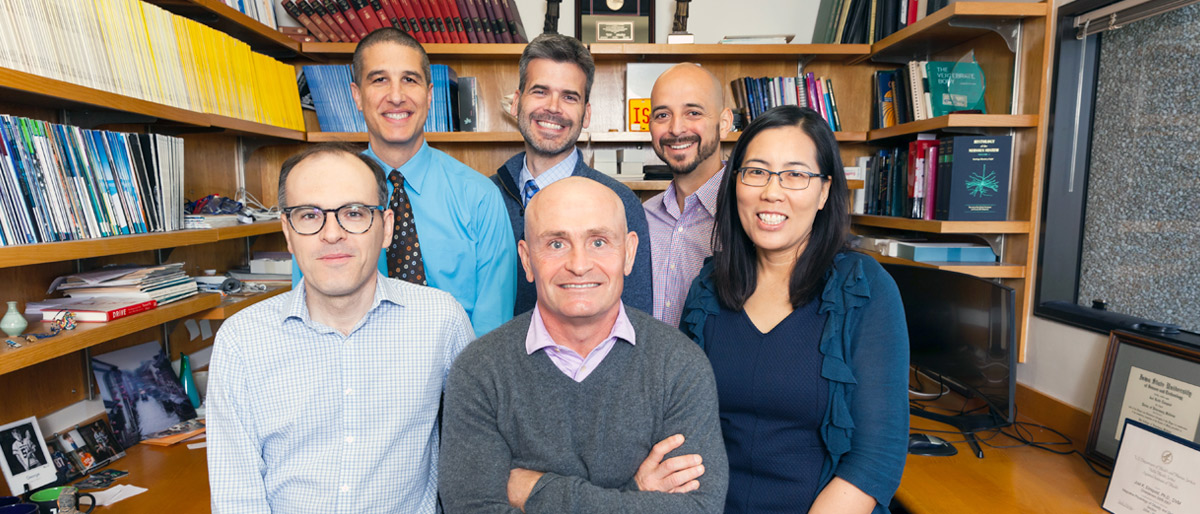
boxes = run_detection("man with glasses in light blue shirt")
[292,28,516,336]
[209,143,474,514]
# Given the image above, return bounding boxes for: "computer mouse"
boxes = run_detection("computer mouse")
[908,433,958,456]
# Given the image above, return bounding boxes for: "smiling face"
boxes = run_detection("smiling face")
[519,177,636,328]
[283,152,393,304]
[649,64,731,176]
[512,58,592,159]
[735,125,831,263]
[351,42,431,159]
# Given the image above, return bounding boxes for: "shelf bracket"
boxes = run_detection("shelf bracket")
[976,233,1005,257]
[948,18,1022,54]
[61,109,156,129]
[82,348,95,401]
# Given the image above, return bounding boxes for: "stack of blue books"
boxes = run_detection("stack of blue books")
[303,64,461,133]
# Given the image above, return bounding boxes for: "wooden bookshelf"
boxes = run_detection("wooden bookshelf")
[0,293,222,375]
[851,215,1030,234]
[196,285,291,320]
[588,43,872,61]
[307,131,526,143]
[855,1,1049,64]
[586,131,869,143]
[302,42,528,59]
[857,249,1025,279]
[0,222,281,269]
[867,114,1039,141]
[143,0,301,58]
[0,67,303,140]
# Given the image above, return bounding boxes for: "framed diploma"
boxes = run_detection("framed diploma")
[1103,419,1200,514]
[1087,330,1200,468]
[576,0,655,44]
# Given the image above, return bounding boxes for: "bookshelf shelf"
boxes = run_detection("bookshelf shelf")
[855,1,1049,64]
[306,131,527,143]
[851,215,1030,234]
[587,131,869,143]
[143,0,301,58]
[0,293,222,375]
[589,43,872,61]
[0,67,304,140]
[0,222,281,269]
[196,285,291,320]
[866,114,1039,141]
[857,249,1025,278]
[302,42,529,59]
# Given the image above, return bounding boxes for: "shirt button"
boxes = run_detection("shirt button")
[344,388,353,396]
[670,264,676,270]
[677,227,684,232]
[665,301,672,308]
[345,436,354,443]
[340,485,349,493]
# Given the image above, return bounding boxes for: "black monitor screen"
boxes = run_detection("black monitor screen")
[883,262,1016,426]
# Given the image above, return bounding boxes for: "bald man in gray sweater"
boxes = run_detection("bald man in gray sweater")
[439,177,727,513]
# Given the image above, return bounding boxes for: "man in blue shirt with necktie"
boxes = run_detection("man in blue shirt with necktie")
[293,28,517,336]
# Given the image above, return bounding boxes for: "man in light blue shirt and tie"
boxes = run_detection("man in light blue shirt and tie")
[208,143,474,513]
[292,28,517,336]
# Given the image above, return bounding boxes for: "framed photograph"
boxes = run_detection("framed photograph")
[92,340,197,449]
[576,0,655,44]
[47,437,84,484]
[1086,330,1200,468]
[0,416,56,495]
[76,417,125,468]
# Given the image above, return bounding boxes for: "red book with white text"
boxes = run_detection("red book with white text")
[323,0,359,41]
[336,0,370,39]
[309,0,349,42]
[383,0,413,33]
[281,0,330,41]
[41,298,158,323]
[395,0,427,42]
[354,0,385,32]
[373,0,400,28]
[299,0,341,42]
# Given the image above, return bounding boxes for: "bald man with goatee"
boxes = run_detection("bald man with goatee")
[643,63,734,326]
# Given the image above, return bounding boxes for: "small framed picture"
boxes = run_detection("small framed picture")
[0,416,57,495]
[577,0,654,44]
[76,417,124,468]
[47,438,84,484]
[1086,330,1200,468]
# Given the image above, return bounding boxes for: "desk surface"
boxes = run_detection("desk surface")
[898,415,1110,514]
[86,442,209,513]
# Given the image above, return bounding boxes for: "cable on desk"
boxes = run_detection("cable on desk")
[971,406,1112,478]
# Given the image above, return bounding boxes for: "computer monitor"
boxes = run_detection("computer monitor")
[882,262,1017,432]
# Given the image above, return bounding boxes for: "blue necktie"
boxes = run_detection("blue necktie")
[523,180,539,205]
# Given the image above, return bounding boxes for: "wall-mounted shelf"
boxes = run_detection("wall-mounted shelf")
[0,222,282,269]
[589,43,871,61]
[196,285,291,320]
[851,215,1030,234]
[301,42,528,59]
[0,293,222,375]
[143,0,302,59]
[867,114,1039,142]
[856,1,1049,64]
[858,249,1025,278]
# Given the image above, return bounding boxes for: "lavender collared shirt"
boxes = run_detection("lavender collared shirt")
[644,167,725,327]
[525,303,637,382]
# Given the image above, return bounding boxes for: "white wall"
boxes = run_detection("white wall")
[1016,317,1110,412]
[512,0,822,44]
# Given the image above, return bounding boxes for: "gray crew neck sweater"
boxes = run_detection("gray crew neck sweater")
[439,307,728,513]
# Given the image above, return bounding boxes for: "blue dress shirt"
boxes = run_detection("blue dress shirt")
[207,275,475,514]
[292,142,517,336]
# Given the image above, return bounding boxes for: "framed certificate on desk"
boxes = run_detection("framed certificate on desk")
[1103,419,1200,514]
[1087,330,1200,467]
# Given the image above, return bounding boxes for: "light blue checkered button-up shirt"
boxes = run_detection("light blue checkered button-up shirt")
[207,274,474,514]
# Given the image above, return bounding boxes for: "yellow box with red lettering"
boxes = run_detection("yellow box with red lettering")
[628,98,651,131]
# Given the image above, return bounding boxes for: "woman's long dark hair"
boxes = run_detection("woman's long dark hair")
[711,106,850,310]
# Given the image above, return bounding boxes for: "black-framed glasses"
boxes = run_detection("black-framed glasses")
[282,203,385,235]
[738,167,828,190]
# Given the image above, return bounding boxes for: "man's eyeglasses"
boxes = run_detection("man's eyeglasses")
[282,203,385,235]
[738,167,828,190]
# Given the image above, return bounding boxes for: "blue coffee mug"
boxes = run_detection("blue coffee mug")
[0,503,38,514]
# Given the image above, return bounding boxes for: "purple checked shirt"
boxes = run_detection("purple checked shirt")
[644,168,725,327]
[525,303,636,382]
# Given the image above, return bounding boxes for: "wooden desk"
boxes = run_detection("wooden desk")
[84,442,209,513]
[897,415,1110,513]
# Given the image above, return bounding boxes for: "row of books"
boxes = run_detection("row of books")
[305,64,471,132]
[873,60,988,129]
[813,0,957,44]
[0,0,304,131]
[0,115,185,247]
[730,74,843,132]
[857,134,1011,221]
[220,0,278,30]
[281,0,528,44]
[30,263,200,322]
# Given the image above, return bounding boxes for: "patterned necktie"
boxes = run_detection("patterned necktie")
[386,170,426,285]
[523,179,540,206]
